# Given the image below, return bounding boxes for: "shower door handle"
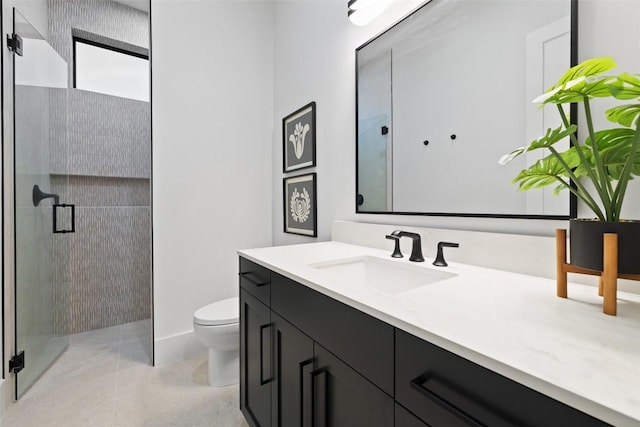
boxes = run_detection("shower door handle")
[53,203,75,234]
[32,185,75,234]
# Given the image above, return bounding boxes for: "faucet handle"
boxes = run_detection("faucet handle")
[388,230,424,262]
[433,241,459,267]
[385,234,403,258]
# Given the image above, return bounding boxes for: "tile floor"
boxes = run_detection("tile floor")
[2,321,249,427]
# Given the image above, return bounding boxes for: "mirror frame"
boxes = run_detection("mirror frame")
[355,0,578,219]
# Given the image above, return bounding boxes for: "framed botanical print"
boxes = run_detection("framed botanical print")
[283,102,316,173]
[283,173,317,237]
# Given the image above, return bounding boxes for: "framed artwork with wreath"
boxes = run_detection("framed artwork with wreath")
[283,173,317,237]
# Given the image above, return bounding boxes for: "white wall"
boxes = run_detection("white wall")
[152,0,273,364]
[273,0,423,245]
[272,0,640,245]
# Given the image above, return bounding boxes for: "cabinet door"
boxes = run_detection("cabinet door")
[240,289,272,427]
[313,343,393,427]
[271,313,314,427]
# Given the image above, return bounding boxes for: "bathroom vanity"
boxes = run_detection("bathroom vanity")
[238,242,640,427]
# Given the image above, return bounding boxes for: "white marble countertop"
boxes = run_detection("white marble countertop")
[239,241,640,427]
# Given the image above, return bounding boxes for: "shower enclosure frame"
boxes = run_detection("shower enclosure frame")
[0,0,155,401]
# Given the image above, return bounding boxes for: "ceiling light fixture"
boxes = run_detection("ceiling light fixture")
[348,0,395,26]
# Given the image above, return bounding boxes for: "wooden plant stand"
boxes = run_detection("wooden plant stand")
[556,229,640,315]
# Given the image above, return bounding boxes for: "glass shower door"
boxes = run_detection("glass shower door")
[358,114,392,211]
[13,9,71,398]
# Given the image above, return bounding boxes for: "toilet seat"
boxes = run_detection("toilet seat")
[194,297,239,326]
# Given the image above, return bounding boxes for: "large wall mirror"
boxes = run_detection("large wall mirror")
[356,0,577,218]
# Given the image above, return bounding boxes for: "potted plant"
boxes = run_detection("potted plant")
[500,57,640,274]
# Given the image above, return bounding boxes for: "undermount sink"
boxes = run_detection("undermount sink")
[309,256,456,295]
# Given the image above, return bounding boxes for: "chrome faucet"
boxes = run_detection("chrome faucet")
[385,230,424,262]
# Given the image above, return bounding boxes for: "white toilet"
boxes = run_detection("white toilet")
[193,297,240,387]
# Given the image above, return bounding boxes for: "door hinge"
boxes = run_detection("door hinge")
[7,34,23,56]
[381,125,389,135]
[9,351,24,374]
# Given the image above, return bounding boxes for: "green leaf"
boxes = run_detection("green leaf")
[601,143,640,179]
[531,125,578,149]
[605,104,640,127]
[498,124,576,165]
[609,73,640,100]
[583,128,640,180]
[537,76,613,105]
[584,128,635,148]
[534,57,617,105]
[550,57,617,90]
[511,155,569,191]
[499,147,526,165]
[561,146,593,178]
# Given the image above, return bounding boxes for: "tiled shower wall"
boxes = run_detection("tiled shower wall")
[52,89,151,178]
[49,0,151,334]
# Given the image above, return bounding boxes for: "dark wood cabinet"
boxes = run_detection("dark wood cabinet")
[270,312,314,427]
[240,258,393,427]
[239,257,609,427]
[313,343,394,427]
[395,329,609,427]
[271,272,394,395]
[240,289,272,427]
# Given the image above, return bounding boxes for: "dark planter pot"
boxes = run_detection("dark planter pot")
[569,219,640,274]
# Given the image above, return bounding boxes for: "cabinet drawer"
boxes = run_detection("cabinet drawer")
[240,257,271,305]
[395,329,609,427]
[271,272,394,396]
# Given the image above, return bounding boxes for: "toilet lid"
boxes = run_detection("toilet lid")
[194,297,239,326]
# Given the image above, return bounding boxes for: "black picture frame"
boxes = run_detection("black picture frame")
[283,102,316,173]
[283,173,317,237]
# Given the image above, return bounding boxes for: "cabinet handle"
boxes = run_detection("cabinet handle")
[259,323,273,385]
[240,272,269,287]
[311,368,327,427]
[410,376,485,427]
[300,359,314,427]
